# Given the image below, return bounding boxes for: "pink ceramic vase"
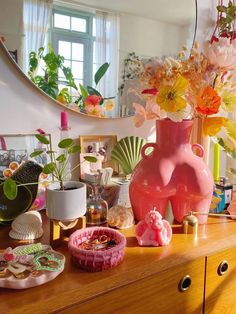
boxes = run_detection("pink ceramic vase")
[129,119,213,224]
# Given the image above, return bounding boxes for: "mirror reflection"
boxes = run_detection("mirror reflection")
[2,0,196,118]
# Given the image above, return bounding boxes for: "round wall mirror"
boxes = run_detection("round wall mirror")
[2,0,197,119]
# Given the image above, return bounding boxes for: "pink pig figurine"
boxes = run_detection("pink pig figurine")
[135,209,172,246]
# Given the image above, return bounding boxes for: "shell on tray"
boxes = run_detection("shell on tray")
[107,205,134,229]
[9,211,43,240]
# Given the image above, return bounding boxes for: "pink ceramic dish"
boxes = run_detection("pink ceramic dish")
[0,245,65,289]
[68,227,126,272]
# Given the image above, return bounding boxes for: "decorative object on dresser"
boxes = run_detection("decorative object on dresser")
[68,227,126,272]
[135,209,172,246]
[9,211,43,240]
[0,160,42,223]
[107,205,134,229]
[111,136,146,176]
[80,135,118,175]
[130,119,213,224]
[0,243,65,289]
[129,1,236,223]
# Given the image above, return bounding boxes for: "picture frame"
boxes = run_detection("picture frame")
[0,134,51,178]
[79,135,118,175]
[0,133,52,211]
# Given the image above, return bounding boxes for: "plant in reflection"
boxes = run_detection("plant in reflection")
[28,45,114,117]
[28,44,77,104]
[74,62,115,118]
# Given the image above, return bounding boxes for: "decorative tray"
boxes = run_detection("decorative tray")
[0,243,65,289]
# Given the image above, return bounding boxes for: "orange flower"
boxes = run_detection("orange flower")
[196,86,221,115]
[203,117,229,136]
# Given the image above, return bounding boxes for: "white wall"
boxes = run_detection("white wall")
[0,0,23,52]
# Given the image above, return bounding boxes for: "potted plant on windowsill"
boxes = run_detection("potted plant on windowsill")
[2,134,97,222]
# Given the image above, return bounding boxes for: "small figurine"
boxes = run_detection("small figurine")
[135,209,172,246]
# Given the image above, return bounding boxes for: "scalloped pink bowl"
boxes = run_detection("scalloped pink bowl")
[68,227,126,272]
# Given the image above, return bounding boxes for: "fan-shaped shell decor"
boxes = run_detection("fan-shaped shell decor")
[107,205,134,229]
[111,136,146,175]
[9,211,43,240]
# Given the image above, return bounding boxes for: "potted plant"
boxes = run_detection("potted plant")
[2,134,97,221]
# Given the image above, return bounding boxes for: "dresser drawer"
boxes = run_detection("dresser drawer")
[61,258,205,314]
[205,247,236,313]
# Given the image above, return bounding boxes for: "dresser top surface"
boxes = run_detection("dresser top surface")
[0,213,236,314]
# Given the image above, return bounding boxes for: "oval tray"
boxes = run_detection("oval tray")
[0,244,65,289]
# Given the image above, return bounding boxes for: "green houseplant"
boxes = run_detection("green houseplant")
[28,44,77,104]
[2,134,97,221]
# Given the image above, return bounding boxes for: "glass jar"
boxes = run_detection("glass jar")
[86,185,108,225]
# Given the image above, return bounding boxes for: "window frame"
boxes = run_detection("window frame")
[51,6,95,88]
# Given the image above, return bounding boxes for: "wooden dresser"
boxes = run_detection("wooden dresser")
[1,214,236,314]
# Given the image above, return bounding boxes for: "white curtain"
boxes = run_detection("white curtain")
[21,0,52,73]
[95,11,120,117]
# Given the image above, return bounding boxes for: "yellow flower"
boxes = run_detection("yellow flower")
[104,100,114,111]
[221,90,236,112]
[156,75,189,112]
[203,117,229,136]
[56,95,67,105]
[225,120,236,142]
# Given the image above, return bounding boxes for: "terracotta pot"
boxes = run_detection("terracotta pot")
[46,181,86,221]
[129,119,213,224]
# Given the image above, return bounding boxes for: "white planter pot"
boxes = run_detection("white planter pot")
[46,181,86,221]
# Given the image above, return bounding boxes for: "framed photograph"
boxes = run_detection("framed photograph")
[0,134,52,211]
[0,134,51,178]
[79,135,118,175]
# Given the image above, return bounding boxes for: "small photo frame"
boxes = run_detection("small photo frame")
[79,135,118,175]
[0,134,52,211]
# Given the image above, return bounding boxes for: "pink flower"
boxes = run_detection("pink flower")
[3,248,15,262]
[133,100,160,127]
[85,104,103,117]
[84,95,102,106]
[142,88,158,95]
[205,38,236,69]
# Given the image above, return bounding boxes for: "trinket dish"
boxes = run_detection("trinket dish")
[0,243,65,289]
[68,227,126,272]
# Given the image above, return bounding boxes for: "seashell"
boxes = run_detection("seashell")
[107,205,134,229]
[9,211,43,240]
[111,136,146,175]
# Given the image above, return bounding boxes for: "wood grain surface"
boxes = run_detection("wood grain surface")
[1,212,236,314]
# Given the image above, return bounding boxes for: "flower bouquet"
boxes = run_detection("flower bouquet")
[133,0,236,145]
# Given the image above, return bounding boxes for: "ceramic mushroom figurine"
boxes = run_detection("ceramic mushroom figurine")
[135,209,172,246]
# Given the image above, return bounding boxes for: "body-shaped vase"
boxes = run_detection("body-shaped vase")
[129,119,213,224]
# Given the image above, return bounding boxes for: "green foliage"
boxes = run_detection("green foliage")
[3,178,17,200]
[30,134,97,190]
[94,62,109,85]
[2,134,97,200]
[28,44,77,103]
[216,1,236,37]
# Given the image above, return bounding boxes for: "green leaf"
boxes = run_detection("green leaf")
[217,5,227,12]
[56,154,66,162]
[68,145,81,154]
[46,150,56,154]
[87,86,102,97]
[94,62,109,85]
[43,162,56,174]
[79,84,89,98]
[58,138,74,149]
[3,178,17,200]
[84,156,97,163]
[230,168,236,175]
[35,134,50,145]
[30,150,44,158]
